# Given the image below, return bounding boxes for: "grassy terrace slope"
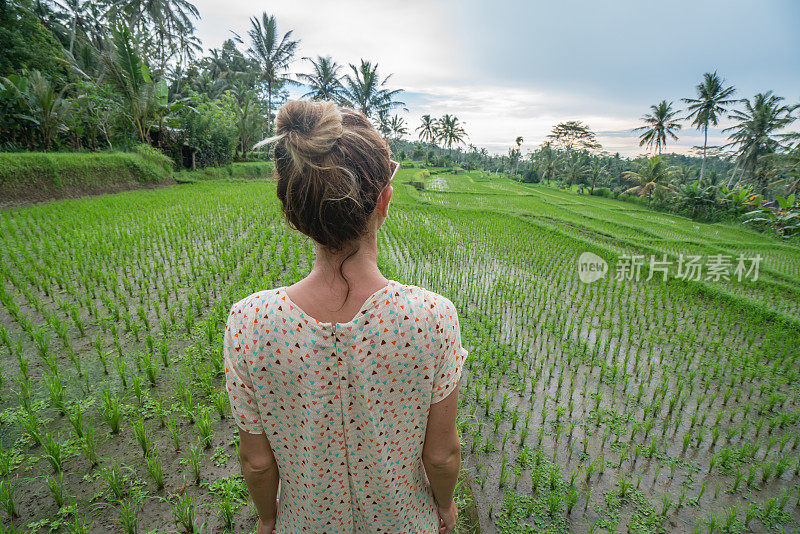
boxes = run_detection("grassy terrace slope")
[0,167,798,533]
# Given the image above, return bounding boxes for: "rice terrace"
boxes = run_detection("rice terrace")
[2,0,800,533]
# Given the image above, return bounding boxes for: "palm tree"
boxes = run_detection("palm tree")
[633,100,682,154]
[622,155,675,208]
[389,115,407,141]
[435,114,467,164]
[587,159,607,195]
[247,12,299,133]
[514,136,523,175]
[297,56,343,101]
[683,72,736,180]
[340,59,404,121]
[230,82,260,160]
[376,109,391,140]
[562,151,589,190]
[416,114,437,165]
[106,0,199,69]
[55,0,89,55]
[724,91,795,191]
[3,71,72,151]
[508,148,521,177]
[534,144,559,186]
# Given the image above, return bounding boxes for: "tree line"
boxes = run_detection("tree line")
[0,1,406,166]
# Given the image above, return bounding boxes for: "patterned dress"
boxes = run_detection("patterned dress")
[223,280,468,533]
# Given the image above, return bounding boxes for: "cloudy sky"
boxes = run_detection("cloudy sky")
[192,0,800,156]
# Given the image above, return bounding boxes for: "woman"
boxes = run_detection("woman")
[224,100,467,534]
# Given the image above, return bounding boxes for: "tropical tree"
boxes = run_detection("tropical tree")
[508,147,521,177]
[101,26,187,143]
[724,91,795,191]
[389,115,407,141]
[587,159,608,194]
[683,72,736,180]
[1,70,72,151]
[297,55,342,101]
[562,151,589,190]
[416,114,437,165]
[435,114,467,163]
[533,144,559,186]
[547,121,600,153]
[340,59,404,121]
[229,82,262,159]
[633,100,682,154]
[247,12,299,133]
[514,136,523,175]
[622,155,675,208]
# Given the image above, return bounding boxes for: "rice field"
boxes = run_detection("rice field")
[1,168,799,533]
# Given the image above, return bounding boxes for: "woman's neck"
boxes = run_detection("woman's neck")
[309,236,385,288]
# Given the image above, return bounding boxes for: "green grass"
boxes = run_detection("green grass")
[0,150,273,201]
[0,147,174,201]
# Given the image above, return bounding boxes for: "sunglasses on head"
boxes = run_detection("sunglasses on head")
[389,160,400,182]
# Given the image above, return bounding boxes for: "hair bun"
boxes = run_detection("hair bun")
[276,100,343,171]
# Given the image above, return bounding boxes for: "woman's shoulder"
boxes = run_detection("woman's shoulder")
[228,287,284,323]
[391,282,457,320]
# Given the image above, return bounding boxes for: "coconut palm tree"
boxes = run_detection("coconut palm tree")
[230,82,261,159]
[508,147,521,177]
[683,72,736,180]
[339,60,404,122]
[416,114,437,165]
[297,56,343,101]
[247,12,299,133]
[622,155,675,208]
[514,136,523,175]
[435,114,467,164]
[2,71,72,151]
[562,151,589,190]
[389,115,407,141]
[724,92,795,191]
[534,144,558,186]
[587,159,608,194]
[633,100,682,154]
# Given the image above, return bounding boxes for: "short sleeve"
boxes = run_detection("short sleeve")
[431,296,468,404]
[223,297,262,434]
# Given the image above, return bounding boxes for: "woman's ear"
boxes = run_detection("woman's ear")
[376,183,393,218]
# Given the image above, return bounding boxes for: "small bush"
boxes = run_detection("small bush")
[591,187,612,198]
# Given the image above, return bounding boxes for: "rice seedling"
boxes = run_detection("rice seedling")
[100,388,122,434]
[46,472,68,508]
[196,409,213,449]
[117,497,141,534]
[146,452,165,491]
[0,477,18,518]
[131,416,152,457]
[82,426,99,467]
[42,431,64,472]
[99,465,129,499]
[167,410,182,452]
[187,441,202,484]
[170,482,196,532]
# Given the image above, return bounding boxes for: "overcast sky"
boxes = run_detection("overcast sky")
[192,0,800,157]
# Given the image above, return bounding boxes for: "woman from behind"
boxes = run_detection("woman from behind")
[224,99,468,533]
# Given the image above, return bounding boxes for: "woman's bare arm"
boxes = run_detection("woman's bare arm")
[422,386,461,531]
[239,428,280,531]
